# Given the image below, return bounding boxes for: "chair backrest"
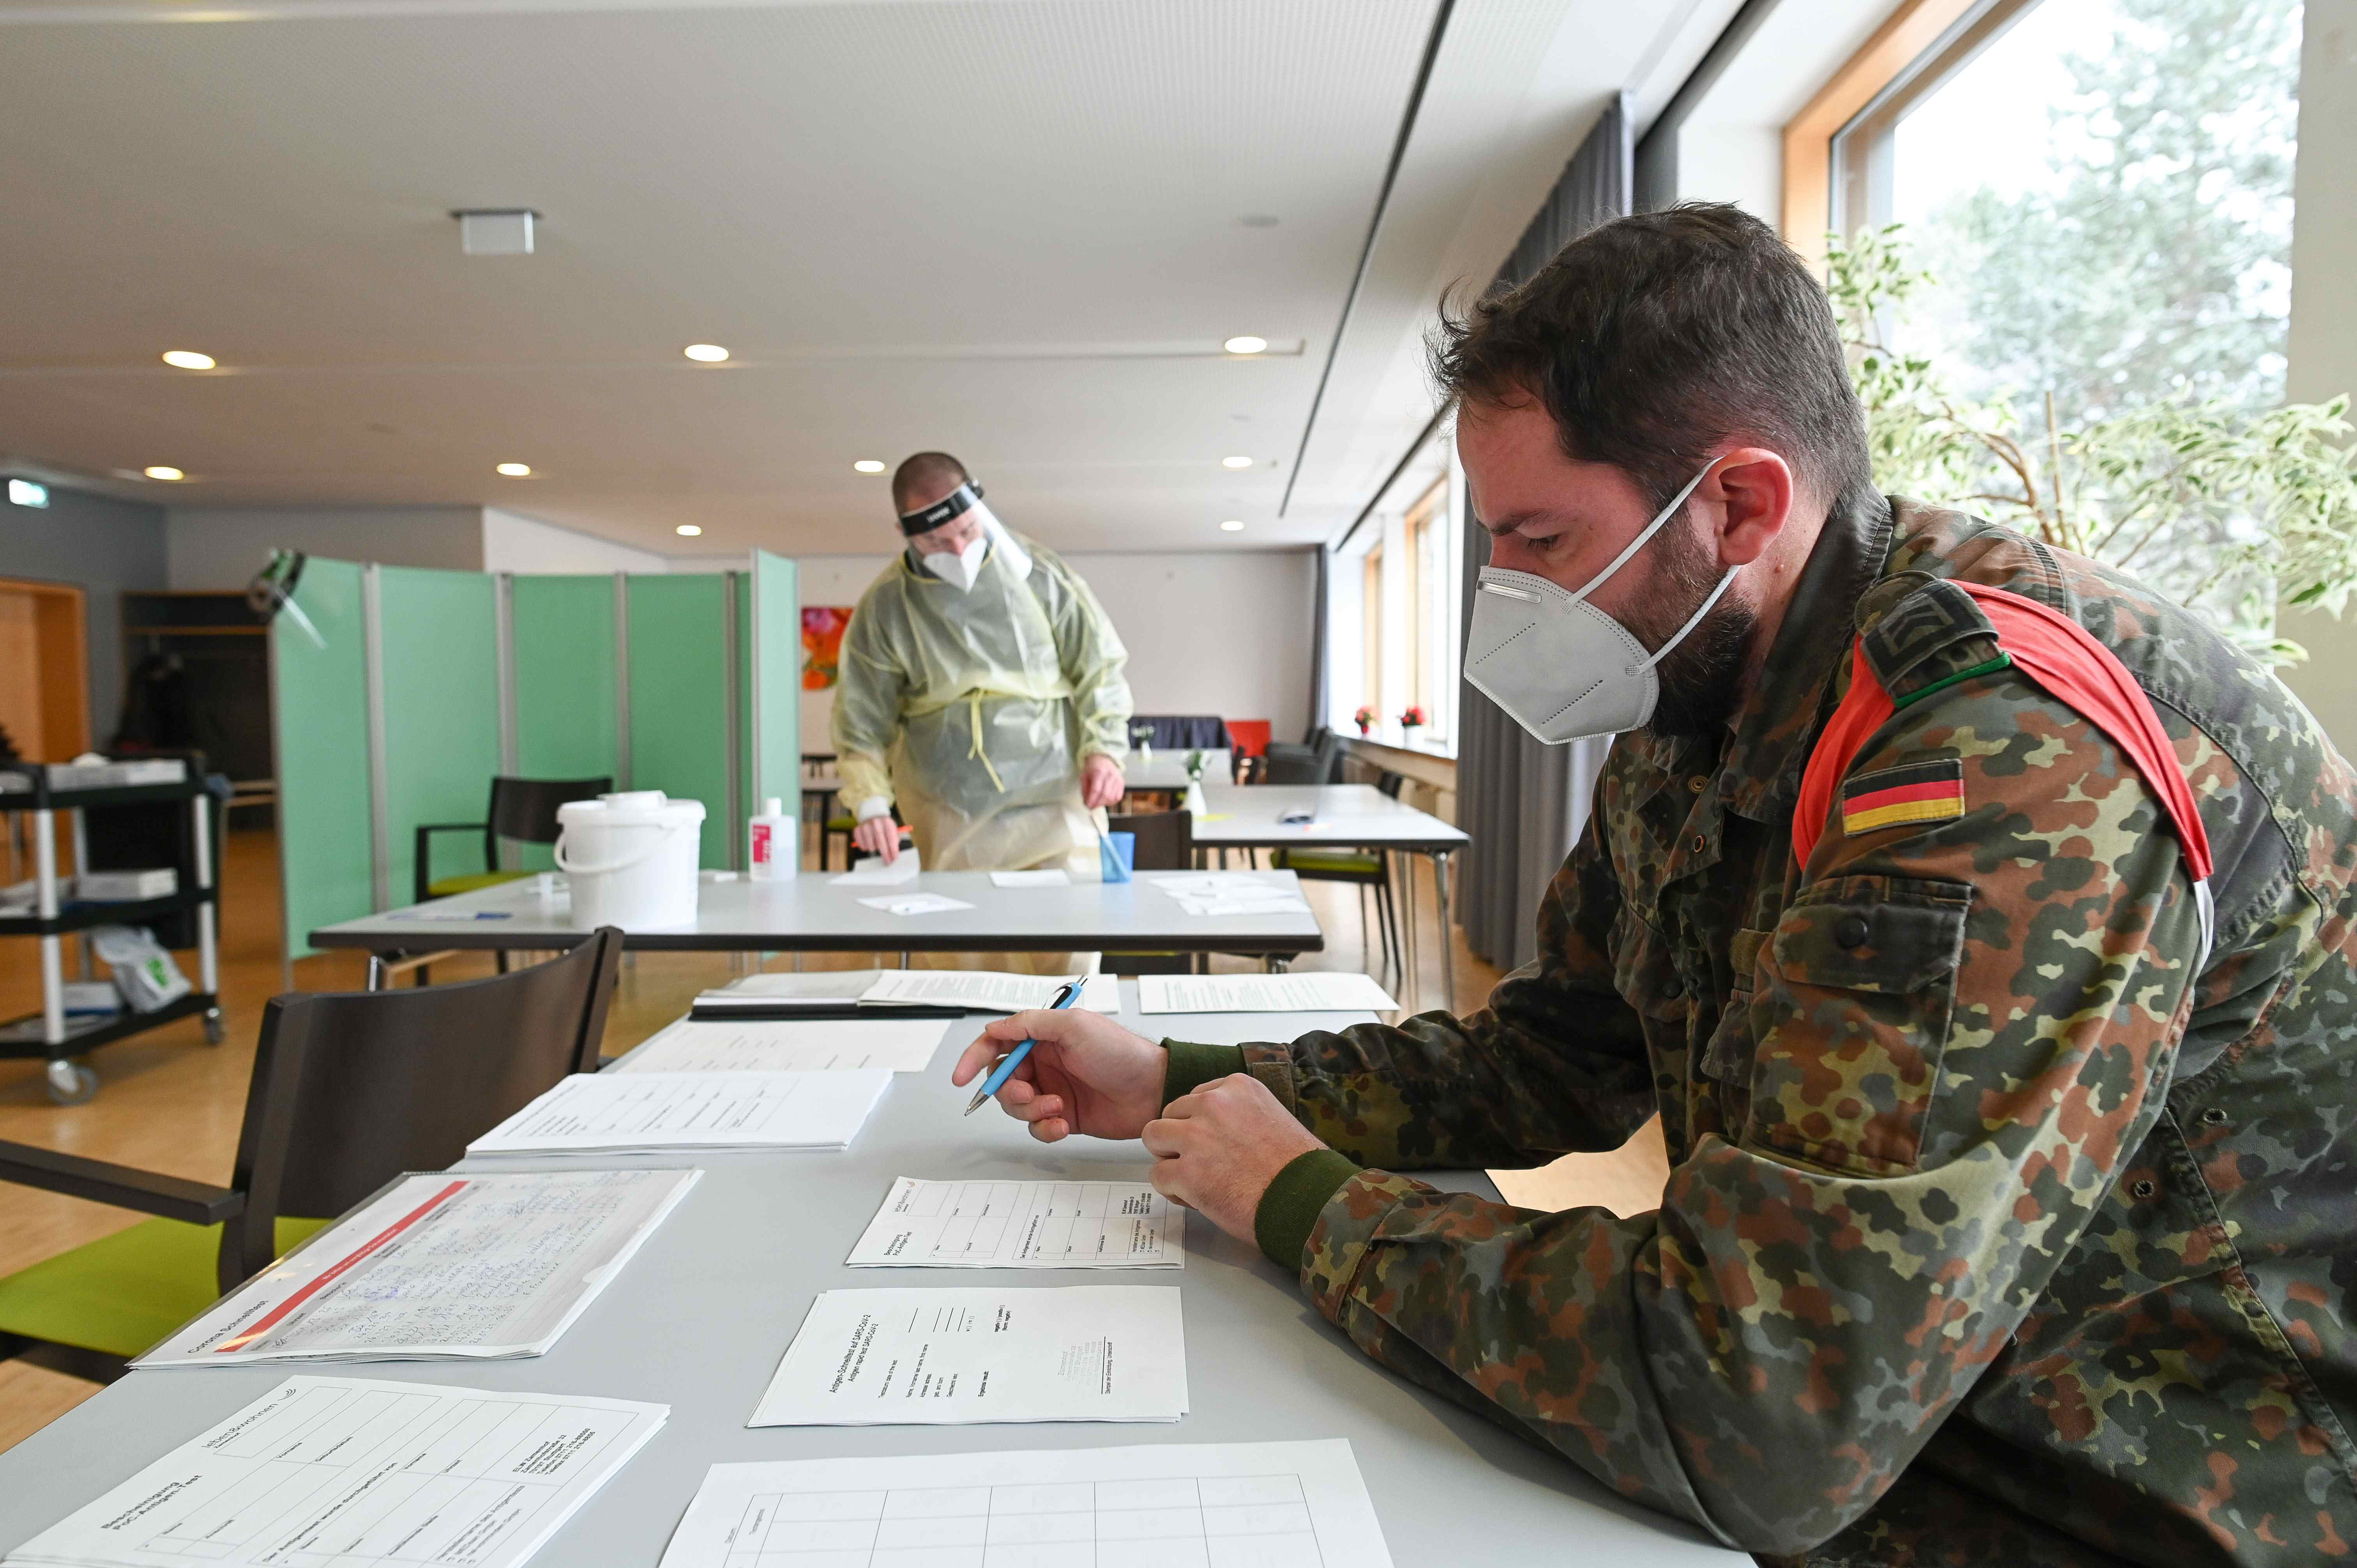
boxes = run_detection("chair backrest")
[1376,770,1405,799]
[1310,729,1343,783]
[486,775,612,860]
[1225,720,1272,759]
[219,927,623,1288]
[1111,809,1192,872]
[1260,751,1323,786]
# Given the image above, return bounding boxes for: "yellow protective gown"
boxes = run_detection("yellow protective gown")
[832,529,1133,902]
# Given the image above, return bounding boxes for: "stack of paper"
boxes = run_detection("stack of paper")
[1136,971,1399,1013]
[467,1071,892,1155]
[656,1440,1395,1568]
[847,1178,1184,1269]
[830,850,921,886]
[750,1285,1187,1427]
[989,868,1071,887]
[857,969,1122,1014]
[695,970,877,1009]
[136,1169,698,1366]
[1140,870,1313,916]
[617,1016,948,1074]
[857,891,974,916]
[9,1376,664,1568]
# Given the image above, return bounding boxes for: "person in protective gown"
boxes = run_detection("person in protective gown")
[834,452,1133,974]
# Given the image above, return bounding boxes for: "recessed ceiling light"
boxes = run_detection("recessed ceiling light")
[683,343,729,363]
[161,350,214,371]
[495,462,531,477]
[1219,519,1244,532]
[1223,336,1267,355]
[143,465,186,481]
[1221,455,1253,470]
[853,459,887,474]
[675,524,703,537]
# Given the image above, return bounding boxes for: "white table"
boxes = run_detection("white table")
[310,869,1325,987]
[1193,785,1470,1012]
[0,985,1735,1566]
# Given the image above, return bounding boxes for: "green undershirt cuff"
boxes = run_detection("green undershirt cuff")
[1254,1149,1363,1272]
[1160,1038,1247,1105]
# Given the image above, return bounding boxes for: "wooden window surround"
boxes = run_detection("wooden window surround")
[1780,0,1982,260]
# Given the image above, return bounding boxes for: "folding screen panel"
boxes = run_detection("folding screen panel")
[376,567,500,904]
[749,551,801,818]
[510,574,621,870]
[272,557,371,961]
[625,573,733,868]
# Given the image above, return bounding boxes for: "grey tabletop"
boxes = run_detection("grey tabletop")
[308,869,1325,956]
[1191,784,1470,851]
[0,987,1735,1566]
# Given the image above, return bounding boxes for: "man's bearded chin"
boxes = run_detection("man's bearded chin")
[1626,517,1757,743]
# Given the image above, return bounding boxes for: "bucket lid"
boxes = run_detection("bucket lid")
[558,790,706,826]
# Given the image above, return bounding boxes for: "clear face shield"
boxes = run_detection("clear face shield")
[899,480,1029,588]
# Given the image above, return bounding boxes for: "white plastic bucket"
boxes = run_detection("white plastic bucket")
[553,791,706,930]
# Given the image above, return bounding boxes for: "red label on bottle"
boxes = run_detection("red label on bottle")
[751,823,773,865]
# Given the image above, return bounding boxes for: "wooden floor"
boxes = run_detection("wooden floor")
[0,828,1667,1453]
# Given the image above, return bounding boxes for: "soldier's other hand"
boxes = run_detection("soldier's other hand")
[850,816,901,863]
[1142,1074,1325,1244]
[951,1008,1163,1142]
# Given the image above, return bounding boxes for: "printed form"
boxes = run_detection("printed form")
[468,1071,892,1155]
[749,1285,1186,1427]
[7,1375,663,1568]
[1138,872,1311,917]
[136,1168,697,1366]
[846,1178,1182,1269]
[1136,971,1399,1014]
[656,1439,1394,1568]
[858,970,1121,1014]
[617,1018,949,1074]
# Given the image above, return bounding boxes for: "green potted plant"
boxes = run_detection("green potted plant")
[1827,224,2357,664]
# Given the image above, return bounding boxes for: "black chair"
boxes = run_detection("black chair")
[0,927,624,1383]
[1271,770,1404,979]
[1261,727,1342,786]
[1103,810,1194,976]
[414,775,613,905]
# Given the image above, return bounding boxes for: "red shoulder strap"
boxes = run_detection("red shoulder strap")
[1793,583,2212,885]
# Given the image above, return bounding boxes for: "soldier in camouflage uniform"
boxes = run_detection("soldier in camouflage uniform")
[952,205,2357,1566]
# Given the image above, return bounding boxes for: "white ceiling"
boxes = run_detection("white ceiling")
[0,0,1730,557]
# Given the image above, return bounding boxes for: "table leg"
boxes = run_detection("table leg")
[191,790,219,996]
[34,809,63,1047]
[1263,954,1290,973]
[1432,849,1455,1014]
[367,954,387,991]
[1398,851,1421,1012]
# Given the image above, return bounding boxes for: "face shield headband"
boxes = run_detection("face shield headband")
[898,480,985,537]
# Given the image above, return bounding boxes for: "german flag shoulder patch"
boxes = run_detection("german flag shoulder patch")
[1841,758,1966,836]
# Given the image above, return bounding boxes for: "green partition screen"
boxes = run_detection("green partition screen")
[379,567,500,902]
[273,558,371,961]
[512,575,620,869]
[627,574,731,867]
[750,550,800,816]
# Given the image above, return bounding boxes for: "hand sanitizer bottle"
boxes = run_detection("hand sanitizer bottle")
[748,797,793,881]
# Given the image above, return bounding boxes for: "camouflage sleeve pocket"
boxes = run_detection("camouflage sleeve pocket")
[1746,874,1974,1176]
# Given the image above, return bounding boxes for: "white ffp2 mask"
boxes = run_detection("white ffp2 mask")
[921,535,990,592]
[1463,461,1736,744]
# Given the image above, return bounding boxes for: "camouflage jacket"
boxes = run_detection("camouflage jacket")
[1164,497,2357,1565]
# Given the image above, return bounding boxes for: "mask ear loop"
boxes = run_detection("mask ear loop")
[1565,460,1721,607]
[1633,566,1740,674]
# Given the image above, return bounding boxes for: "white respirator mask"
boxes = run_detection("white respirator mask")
[1463,460,1736,744]
[921,533,990,592]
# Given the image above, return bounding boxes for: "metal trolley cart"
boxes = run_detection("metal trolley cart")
[0,761,224,1104]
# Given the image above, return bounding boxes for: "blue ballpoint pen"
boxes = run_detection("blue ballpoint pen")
[964,978,1083,1115]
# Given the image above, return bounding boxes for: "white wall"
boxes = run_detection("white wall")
[793,548,1317,758]
[2276,0,2357,750]
[481,508,668,575]
[167,504,484,589]
[1066,551,1316,744]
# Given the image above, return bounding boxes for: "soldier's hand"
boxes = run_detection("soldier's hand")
[951,1008,1164,1141]
[1142,1074,1326,1243]
[850,816,900,863]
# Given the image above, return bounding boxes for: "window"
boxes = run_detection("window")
[1329,423,1460,750]
[1826,0,2301,427]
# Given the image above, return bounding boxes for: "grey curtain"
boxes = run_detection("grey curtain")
[1454,93,1632,970]
[1307,546,1330,742]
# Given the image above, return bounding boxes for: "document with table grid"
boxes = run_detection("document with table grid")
[5,1375,663,1568]
[655,1439,1393,1568]
[845,1178,1183,1269]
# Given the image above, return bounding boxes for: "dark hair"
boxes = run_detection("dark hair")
[1429,203,1870,513]
[892,451,969,513]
